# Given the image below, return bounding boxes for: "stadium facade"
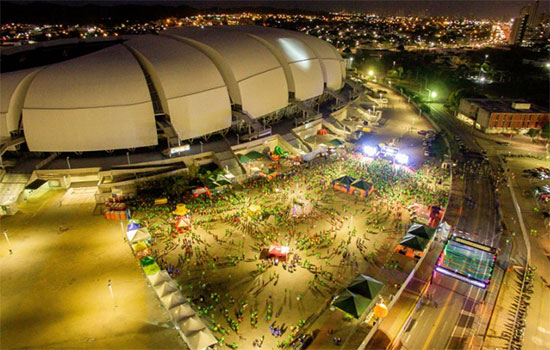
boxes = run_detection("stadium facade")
[0,26,346,153]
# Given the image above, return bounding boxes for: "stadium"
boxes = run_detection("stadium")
[0,25,350,154]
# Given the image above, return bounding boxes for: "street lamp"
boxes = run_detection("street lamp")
[368,69,374,78]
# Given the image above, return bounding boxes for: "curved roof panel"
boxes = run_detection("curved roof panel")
[126,35,232,140]
[164,27,288,118]
[0,68,40,139]
[279,29,345,90]
[23,44,157,151]
[230,26,324,101]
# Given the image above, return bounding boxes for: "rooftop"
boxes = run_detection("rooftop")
[465,98,549,114]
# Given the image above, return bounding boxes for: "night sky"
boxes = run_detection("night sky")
[6,0,549,20]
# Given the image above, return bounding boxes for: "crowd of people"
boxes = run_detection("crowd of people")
[128,148,450,349]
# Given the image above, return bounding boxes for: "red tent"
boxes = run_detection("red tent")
[268,245,290,260]
[317,129,328,135]
[176,216,191,233]
[192,186,212,198]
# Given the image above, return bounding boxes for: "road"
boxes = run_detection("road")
[375,83,548,350]
[431,101,550,350]
[399,156,501,350]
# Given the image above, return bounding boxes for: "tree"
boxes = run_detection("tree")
[527,128,539,141]
[541,123,550,139]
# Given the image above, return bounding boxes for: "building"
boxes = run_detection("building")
[457,98,549,134]
[509,0,546,46]
[0,25,346,153]
[509,14,529,45]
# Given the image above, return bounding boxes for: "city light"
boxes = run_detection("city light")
[362,145,378,157]
[395,153,409,165]
[368,70,374,77]
[430,91,437,98]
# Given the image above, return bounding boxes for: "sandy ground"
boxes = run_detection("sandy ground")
[0,188,185,349]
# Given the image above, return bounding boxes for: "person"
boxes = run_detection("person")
[434,300,438,308]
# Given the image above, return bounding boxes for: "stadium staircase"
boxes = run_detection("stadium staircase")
[155,115,180,148]
[325,88,349,104]
[0,137,26,168]
[232,110,272,141]
[294,100,322,124]
[215,150,246,178]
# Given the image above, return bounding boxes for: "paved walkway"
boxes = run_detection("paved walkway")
[0,188,185,349]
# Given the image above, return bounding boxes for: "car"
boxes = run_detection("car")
[424,150,432,157]
[418,130,428,135]
[422,140,431,146]
[496,141,510,146]
[454,136,462,141]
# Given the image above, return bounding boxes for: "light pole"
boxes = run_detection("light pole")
[66,156,71,169]
[3,230,13,254]
[126,152,131,165]
[108,279,117,308]
[478,54,488,82]
[426,89,437,102]
[200,141,204,153]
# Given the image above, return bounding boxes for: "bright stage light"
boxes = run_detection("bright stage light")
[395,153,409,165]
[362,145,378,157]
[435,266,487,289]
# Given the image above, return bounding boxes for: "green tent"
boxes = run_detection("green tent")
[327,138,345,147]
[238,154,251,163]
[407,223,435,240]
[399,233,429,251]
[245,150,267,160]
[332,289,370,318]
[347,274,384,300]
[140,256,157,267]
[143,263,161,276]
[332,175,356,187]
[350,180,374,192]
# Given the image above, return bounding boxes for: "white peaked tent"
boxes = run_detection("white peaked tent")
[127,228,151,243]
[186,329,218,350]
[155,281,179,297]
[170,303,196,322]
[179,316,206,335]
[162,291,187,309]
[147,270,171,287]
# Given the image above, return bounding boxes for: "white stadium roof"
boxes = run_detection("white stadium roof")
[23,45,157,152]
[163,26,289,119]
[0,26,345,152]
[0,68,41,140]
[125,35,232,140]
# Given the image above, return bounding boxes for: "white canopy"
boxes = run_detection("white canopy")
[179,315,206,335]
[161,291,187,309]
[147,270,171,286]
[127,228,151,243]
[186,329,218,350]
[170,303,196,322]
[154,281,179,298]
